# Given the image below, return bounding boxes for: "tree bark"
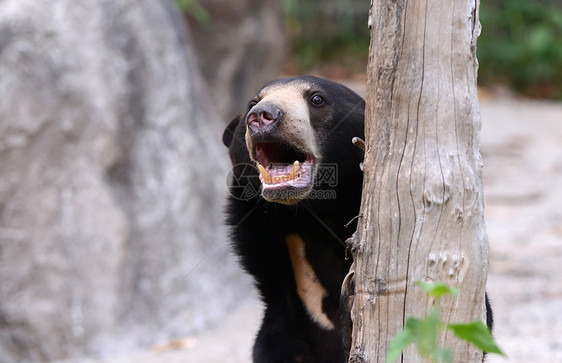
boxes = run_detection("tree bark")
[348,0,487,362]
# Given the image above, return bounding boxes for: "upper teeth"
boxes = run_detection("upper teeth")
[258,161,300,184]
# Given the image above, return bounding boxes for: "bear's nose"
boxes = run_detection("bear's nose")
[246,103,283,132]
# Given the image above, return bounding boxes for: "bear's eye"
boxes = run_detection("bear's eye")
[248,99,258,110]
[310,94,324,106]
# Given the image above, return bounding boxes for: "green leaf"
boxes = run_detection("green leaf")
[387,314,453,363]
[404,316,424,331]
[386,327,415,363]
[416,281,459,299]
[416,309,444,358]
[448,321,507,356]
[431,347,453,363]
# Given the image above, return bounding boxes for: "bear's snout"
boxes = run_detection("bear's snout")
[246,102,283,133]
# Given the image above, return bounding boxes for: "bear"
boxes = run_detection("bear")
[223,76,364,362]
[222,76,492,363]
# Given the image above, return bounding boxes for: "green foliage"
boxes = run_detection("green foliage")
[386,281,505,363]
[448,321,505,356]
[175,0,211,25]
[416,280,459,299]
[281,0,562,99]
[478,0,562,98]
[281,0,369,73]
[387,311,452,363]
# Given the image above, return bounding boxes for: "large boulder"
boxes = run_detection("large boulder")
[0,0,248,361]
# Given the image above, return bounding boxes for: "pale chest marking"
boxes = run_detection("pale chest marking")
[285,234,334,330]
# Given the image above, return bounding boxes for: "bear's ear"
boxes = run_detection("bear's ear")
[222,115,242,148]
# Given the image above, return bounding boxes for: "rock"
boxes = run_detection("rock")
[187,0,288,120]
[0,0,248,361]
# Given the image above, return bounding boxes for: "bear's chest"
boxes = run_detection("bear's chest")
[285,233,349,331]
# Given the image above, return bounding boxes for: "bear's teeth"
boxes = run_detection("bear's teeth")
[271,175,289,184]
[259,161,300,185]
[258,164,272,184]
[290,160,300,180]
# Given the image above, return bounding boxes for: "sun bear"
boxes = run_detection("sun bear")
[223,76,364,362]
[222,76,492,363]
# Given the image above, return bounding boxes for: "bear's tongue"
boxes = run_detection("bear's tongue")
[258,161,300,185]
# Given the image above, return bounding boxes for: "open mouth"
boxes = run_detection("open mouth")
[253,141,316,202]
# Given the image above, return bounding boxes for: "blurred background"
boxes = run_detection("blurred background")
[0,0,560,362]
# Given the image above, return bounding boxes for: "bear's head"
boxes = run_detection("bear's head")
[223,76,365,205]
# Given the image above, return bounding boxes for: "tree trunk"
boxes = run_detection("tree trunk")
[348,0,487,362]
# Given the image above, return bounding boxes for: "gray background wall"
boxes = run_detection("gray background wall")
[0,0,284,361]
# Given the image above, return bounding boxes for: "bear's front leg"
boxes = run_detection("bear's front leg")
[253,304,314,363]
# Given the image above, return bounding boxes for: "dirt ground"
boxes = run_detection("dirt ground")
[479,97,562,362]
[88,95,562,363]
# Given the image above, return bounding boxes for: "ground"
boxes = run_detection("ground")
[85,93,562,363]
[480,96,562,362]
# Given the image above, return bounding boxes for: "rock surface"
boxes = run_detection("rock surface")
[187,0,287,121]
[0,0,249,361]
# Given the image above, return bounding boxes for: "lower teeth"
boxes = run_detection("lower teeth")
[258,160,300,185]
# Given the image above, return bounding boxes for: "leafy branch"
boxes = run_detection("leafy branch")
[386,281,505,363]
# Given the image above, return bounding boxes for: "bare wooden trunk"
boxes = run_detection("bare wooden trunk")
[348,0,487,361]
